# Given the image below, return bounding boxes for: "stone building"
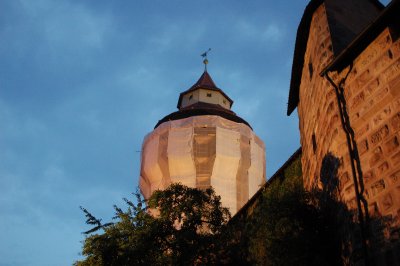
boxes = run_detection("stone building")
[287,0,400,262]
[139,70,266,215]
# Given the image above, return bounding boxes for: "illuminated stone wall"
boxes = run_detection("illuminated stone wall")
[297,4,340,189]
[296,2,400,257]
[339,28,400,219]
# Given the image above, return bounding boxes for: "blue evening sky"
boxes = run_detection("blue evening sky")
[0,0,390,265]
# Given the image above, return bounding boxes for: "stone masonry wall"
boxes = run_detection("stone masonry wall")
[341,27,400,222]
[297,3,400,260]
[297,4,344,190]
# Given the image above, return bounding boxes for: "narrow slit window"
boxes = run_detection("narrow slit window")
[388,50,393,59]
[312,133,317,154]
[189,95,193,100]
[308,62,313,79]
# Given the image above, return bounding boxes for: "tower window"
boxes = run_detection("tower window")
[308,62,313,79]
[388,49,393,59]
[223,99,227,105]
[312,133,317,154]
[206,93,212,97]
[189,95,193,100]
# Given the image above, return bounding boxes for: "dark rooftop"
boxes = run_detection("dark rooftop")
[155,101,252,129]
[321,0,400,75]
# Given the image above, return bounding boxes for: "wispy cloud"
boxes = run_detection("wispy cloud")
[147,23,207,53]
[21,0,113,50]
[235,20,285,44]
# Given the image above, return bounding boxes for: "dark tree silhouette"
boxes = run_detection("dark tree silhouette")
[75,184,230,266]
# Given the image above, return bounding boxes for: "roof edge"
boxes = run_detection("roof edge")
[320,0,399,75]
[230,147,302,222]
[287,0,324,116]
[155,105,252,129]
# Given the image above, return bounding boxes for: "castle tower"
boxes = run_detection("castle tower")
[139,69,266,215]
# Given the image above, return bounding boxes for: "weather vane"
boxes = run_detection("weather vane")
[201,48,211,71]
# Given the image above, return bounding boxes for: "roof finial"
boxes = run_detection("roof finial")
[201,48,211,72]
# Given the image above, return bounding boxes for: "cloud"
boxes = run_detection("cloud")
[5,0,113,65]
[262,24,284,42]
[147,22,207,53]
[235,20,285,44]
[42,5,111,51]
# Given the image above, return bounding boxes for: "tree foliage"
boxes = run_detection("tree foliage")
[219,155,359,265]
[76,154,367,265]
[75,184,230,266]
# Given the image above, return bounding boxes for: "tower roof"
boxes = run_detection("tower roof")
[189,70,218,90]
[156,71,251,129]
[155,101,252,129]
[177,71,234,109]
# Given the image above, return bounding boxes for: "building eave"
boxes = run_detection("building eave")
[155,102,252,129]
[320,0,400,76]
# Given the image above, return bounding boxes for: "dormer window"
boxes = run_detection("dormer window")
[189,95,193,100]
[207,93,212,97]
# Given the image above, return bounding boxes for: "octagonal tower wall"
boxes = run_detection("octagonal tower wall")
[140,115,266,215]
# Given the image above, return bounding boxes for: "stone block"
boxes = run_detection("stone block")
[340,171,350,189]
[381,193,394,211]
[369,202,379,216]
[357,31,391,72]
[350,91,365,109]
[389,74,400,97]
[330,114,339,128]
[326,101,335,114]
[370,146,384,167]
[391,151,400,164]
[383,135,400,155]
[345,184,355,197]
[364,169,375,182]
[375,86,390,103]
[370,125,390,146]
[372,51,395,76]
[390,112,400,131]
[382,58,400,83]
[356,123,370,139]
[395,98,400,110]
[372,105,392,128]
[389,170,400,184]
[371,179,386,197]
[365,188,371,199]
[354,69,374,91]
[364,78,380,97]
[358,138,369,156]
[346,197,357,210]
[359,48,379,74]
[377,161,389,176]
[325,89,336,102]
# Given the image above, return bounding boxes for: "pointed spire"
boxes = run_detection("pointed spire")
[189,71,218,90]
